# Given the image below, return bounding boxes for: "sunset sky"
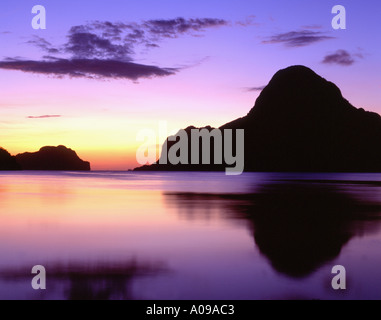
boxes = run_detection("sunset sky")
[1,0,380,170]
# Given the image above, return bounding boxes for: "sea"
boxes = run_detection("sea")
[0,171,381,300]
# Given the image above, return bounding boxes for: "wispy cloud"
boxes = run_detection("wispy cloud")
[26,36,59,54]
[322,49,362,66]
[27,115,62,119]
[246,86,266,92]
[236,15,259,27]
[142,18,228,38]
[262,30,335,47]
[0,18,228,81]
[301,25,323,30]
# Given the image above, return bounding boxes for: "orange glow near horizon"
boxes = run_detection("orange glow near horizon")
[5,135,162,169]
[0,115,203,170]
[2,106,214,169]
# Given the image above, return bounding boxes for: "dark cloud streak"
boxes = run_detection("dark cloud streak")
[301,25,323,30]
[0,58,178,80]
[322,50,360,66]
[262,30,334,47]
[27,115,62,119]
[246,86,266,92]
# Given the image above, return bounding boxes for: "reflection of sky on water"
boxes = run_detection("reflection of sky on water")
[0,172,381,299]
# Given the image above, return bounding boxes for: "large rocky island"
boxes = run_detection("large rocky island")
[0,146,90,171]
[136,65,381,172]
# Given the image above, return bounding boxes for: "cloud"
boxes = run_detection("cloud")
[246,86,266,92]
[27,115,62,119]
[26,36,59,54]
[66,31,132,59]
[236,15,259,27]
[262,30,335,47]
[32,18,228,58]
[322,50,361,66]
[142,17,228,37]
[0,58,178,80]
[301,25,323,30]
[2,18,227,81]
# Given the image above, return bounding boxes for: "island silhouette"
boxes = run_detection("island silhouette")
[136,65,381,172]
[2,65,381,172]
[0,147,20,170]
[0,146,90,171]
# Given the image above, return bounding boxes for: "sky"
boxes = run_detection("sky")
[0,0,380,170]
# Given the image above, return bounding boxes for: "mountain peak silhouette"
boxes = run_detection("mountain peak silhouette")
[247,65,346,119]
[228,65,381,172]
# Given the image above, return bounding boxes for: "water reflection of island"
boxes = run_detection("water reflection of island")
[165,180,381,278]
[0,259,166,300]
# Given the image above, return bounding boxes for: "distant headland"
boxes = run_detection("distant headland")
[0,146,90,171]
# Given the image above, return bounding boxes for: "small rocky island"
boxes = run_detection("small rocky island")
[0,146,90,171]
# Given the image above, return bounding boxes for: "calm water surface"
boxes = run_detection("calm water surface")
[0,171,381,300]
